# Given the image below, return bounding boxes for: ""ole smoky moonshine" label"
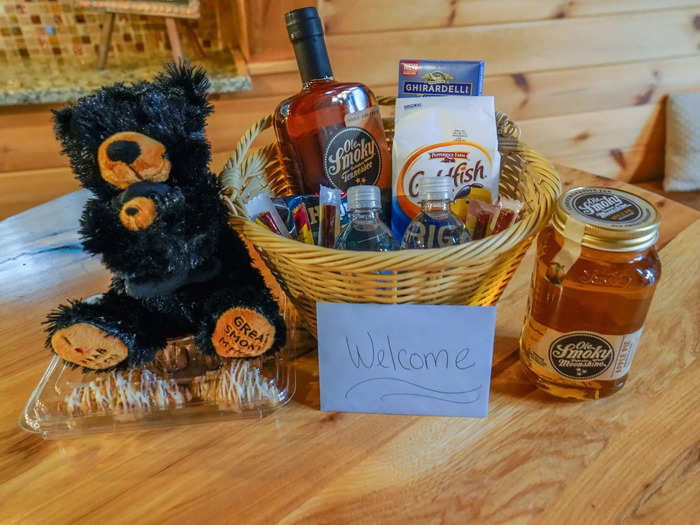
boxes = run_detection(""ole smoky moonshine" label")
[523,321,643,381]
[562,187,656,230]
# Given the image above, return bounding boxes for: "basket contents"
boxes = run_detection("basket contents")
[398,59,485,98]
[249,179,522,252]
[253,47,526,252]
[392,95,502,240]
[253,7,523,254]
[335,185,399,251]
[400,177,471,249]
[273,7,392,218]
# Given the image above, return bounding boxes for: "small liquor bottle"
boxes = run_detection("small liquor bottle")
[401,177,471,249]
[274,7,392,218]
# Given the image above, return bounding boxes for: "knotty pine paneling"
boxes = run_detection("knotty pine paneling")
[324,8,700,85]
[320,0,700,34]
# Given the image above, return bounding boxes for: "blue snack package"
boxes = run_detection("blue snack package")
[398,59,484,98]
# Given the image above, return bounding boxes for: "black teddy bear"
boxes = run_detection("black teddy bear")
[45,63,285,371]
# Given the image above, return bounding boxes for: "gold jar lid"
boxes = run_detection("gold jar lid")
[552,186,660,252]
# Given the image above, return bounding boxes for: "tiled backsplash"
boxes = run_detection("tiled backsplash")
[0,0,224,66]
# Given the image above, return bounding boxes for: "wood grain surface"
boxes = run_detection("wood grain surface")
[319,0,700,34]
[0,166,698,523]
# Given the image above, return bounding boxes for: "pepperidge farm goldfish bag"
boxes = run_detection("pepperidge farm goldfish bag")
[391,96,501,240]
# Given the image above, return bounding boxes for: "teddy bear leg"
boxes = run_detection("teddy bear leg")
[196,287,286,359]
[46,292,166,370]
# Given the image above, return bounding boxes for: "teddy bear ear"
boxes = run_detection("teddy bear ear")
[52,105,73,140]
[156,61,211,110]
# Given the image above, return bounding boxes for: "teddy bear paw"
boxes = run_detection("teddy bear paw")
[51,322,129,370]
[211,307,277,358]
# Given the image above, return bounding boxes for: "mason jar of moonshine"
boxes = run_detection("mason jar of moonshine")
[520,186,661,400]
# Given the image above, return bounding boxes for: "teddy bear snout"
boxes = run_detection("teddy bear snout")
[116,181,172,231]
[119,196,157,231]
[98,131,171,189]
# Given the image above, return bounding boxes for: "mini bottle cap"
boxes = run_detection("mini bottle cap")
[347,185,381,210]
[420,176,453,201]
[553,186,660,252]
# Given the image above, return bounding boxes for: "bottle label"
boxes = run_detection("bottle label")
[323,126,382,190]
[523,320,643,381]
[402,220,465,248]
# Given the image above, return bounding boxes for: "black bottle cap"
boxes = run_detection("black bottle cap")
[285,7,332,83]
[285,7,324,42]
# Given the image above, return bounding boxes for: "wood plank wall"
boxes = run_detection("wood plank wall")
[1,0,699,218]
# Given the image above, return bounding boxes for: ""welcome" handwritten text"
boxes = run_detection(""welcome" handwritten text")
[346,331,475,372]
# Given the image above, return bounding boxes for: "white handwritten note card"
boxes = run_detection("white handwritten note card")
[317,303,497,417]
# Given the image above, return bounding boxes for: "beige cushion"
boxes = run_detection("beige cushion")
[664,93,700,192]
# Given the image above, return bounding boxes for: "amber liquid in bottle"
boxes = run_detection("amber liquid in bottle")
[520,226,661,400]
[274,7,391,217]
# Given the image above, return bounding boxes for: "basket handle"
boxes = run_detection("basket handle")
[221,114,272,177]
[220,115,296,218]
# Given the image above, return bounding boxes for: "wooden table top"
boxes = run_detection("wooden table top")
[1,165,698,524]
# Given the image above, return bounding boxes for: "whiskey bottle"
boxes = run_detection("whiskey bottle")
[274,7,392,218]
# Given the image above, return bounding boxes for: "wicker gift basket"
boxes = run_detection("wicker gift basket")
[220,97,561,335]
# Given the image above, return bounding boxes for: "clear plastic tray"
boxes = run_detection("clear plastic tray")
[20,334,296,439]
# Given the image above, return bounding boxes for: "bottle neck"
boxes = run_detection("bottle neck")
[292,35,333,85]
[302,77,335,90]
[421,199,451,213]
[349,207,382,222]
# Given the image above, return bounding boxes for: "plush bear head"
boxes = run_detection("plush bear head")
[53,64,231,298]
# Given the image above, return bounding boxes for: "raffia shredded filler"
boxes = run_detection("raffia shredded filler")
[61,360,281,416]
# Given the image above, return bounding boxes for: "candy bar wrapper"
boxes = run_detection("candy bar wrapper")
[398,59,484,98]
[491,197,524,234]
[451,185,493,223]
[285,195,318,244]
[284,196,314,245]
[319,186,342,248]
[466,199,500,240]
[245,193,290,238]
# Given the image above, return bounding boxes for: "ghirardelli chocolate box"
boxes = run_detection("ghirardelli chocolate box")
[398,59,485,98]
